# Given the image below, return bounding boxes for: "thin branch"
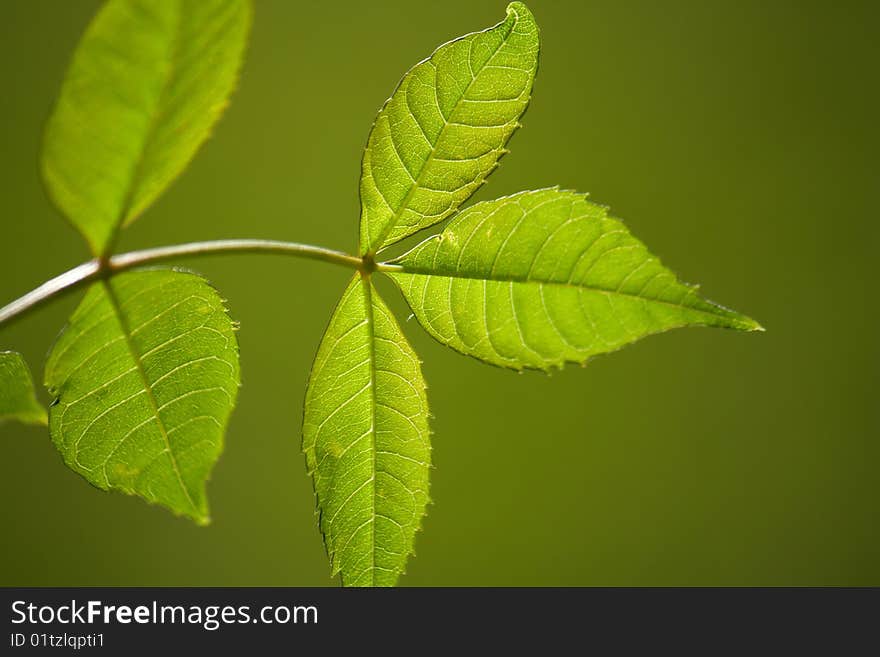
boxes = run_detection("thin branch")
[0,261,102,328]
[108,239,363,271]
[0,239,364,328]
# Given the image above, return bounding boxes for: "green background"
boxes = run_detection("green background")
[1,0,876,586]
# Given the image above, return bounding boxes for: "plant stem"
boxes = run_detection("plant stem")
[0,239,364,328]
[108,239,363,271]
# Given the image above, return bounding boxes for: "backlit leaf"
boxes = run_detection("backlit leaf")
[44,270,240,523]
[0,352,47,426]
[42,0,252,255]
[303,275,431,586]
[359,2,539,255]
[388,189,761,371]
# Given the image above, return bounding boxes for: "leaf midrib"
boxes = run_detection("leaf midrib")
[107,0,185,255]
[392,265,749,325]
[102,279,199,515]
[360,274,378,586]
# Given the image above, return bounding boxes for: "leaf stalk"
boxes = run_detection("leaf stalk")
[0,239,366,328]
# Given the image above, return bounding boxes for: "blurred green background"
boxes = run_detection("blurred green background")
[1,0,877,586]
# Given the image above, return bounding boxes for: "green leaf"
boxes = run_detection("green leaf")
[388,189,761,371]
[44,269,240,523]
[303,275,431,586]
[0,352,47,426]
[359,1,539,255]
[42,0,252,255]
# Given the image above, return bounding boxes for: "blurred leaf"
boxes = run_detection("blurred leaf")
[359,1,539,255]
[44,270,240,523]
[388,189,761,371]
[0,352,47,426]
[303,275,431,586]
[42,0,252,255]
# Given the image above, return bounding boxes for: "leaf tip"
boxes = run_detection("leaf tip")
[506,2,533,20]
[723,313,765,333]
[719,307,764,333]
